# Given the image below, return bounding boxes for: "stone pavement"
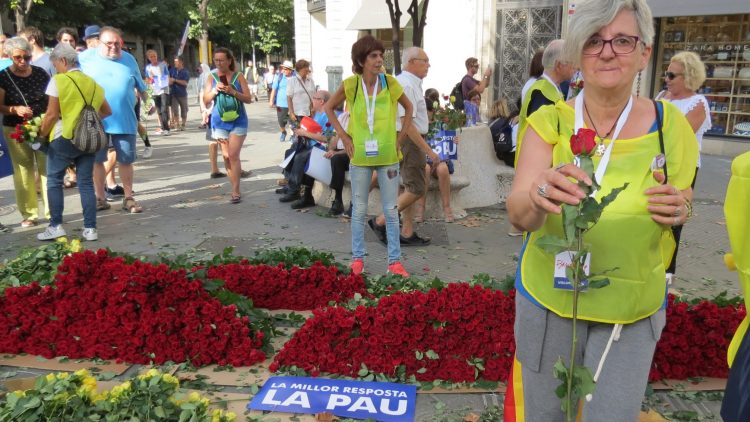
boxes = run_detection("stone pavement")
[0,98,740,419]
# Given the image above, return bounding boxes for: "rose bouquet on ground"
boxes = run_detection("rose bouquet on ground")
[0,368,236,421]
[535,128,628,421]
[8,114,45,150]
[427,96,466,140]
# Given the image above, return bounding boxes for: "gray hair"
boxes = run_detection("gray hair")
[542,39,565,70]
[316,89,331,103]
[3,37,30,57]
[564,0,654,66]
[401,46,422,69]
[50,43,79,67]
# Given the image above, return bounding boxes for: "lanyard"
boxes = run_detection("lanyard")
[574,89,634,194]
[541,72,562,96]
[361,75,379,137]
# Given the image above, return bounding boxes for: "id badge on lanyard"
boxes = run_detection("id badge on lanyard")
[553,89,633,290]
[362,76,380,157]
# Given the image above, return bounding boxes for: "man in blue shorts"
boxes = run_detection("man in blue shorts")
[80,26,147,213]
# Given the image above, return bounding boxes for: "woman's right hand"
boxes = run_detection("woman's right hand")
[529,163,591,215]
[341,133,354,159]
[12,106,32,117]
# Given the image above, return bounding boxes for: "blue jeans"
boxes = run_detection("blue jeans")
[350,163,401,264]
[46,137,96,228]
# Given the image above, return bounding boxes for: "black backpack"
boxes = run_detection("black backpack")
[450,75,469,111]
[489,116,514,167]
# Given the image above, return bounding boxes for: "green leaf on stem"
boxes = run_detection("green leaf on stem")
[599,183,630,209]
[588,278,611,289]
[561,204,578,242]
[536,235,572,255]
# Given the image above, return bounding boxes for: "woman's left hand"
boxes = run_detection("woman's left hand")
[645,171,689,226]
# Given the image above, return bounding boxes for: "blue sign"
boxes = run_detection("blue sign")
[428,130,458,161]
[248,376,417,422]
[0,135,12,179]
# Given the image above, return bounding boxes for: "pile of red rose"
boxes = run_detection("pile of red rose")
[650,293,746,381]
[271,283,516,383]
[0,249,266,367]
[207,262,366,310]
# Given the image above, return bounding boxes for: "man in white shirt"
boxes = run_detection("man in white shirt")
[370,47,440,246]
[286,59,316,122]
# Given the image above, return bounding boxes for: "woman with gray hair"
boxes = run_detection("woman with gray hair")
[0,36,50,228]
[506,0,698,420]
[35,43,111,241]
[655,50,710,284]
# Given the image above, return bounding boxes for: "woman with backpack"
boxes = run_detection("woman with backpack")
[36,43,111,241]
[202,47,252,204]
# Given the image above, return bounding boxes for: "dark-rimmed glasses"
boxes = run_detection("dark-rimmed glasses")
[664,71,683,80]
[12,54,32,62]
[582,35,642,56]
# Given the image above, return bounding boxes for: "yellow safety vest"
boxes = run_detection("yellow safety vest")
[515,77,563,166]
[51,72,105,142]
[520,100,699,324]
[724,152,750,366]
[343,74,403,167]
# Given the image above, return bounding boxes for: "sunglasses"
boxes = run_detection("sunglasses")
[664,71,683,80]
[12,54,32,62]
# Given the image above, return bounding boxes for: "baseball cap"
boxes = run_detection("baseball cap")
[84,25,101,40]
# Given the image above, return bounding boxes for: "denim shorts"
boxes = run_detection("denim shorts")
[211,126,248,139]
[95,134,136,164]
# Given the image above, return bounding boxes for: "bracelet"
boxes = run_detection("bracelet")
[684,198,693,219]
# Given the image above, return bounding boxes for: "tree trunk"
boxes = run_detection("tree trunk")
[14,0,36,32]
[198,0,211,65]
[407,0,429,47]
[385,0,402,74]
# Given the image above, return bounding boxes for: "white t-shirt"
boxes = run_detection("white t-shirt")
[396,71,428,134]
[668,94,711,168]
[287,75,316,116]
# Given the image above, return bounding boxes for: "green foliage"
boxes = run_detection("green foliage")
[676,290,744,307]
[248,246,344,271]
[553,358,596,415]
[0,240,79,293]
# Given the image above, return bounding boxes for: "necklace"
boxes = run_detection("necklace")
[584,100,630,156]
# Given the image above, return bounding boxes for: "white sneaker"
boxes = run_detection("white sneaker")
[37,225,66,241]
[163,130,170,136]
[142,147,153,158]
[82,227,98,241]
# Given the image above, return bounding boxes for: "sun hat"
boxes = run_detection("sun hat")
[84,25,101,40]
[281,60,294,70]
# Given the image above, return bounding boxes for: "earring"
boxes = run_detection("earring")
[636,71,642,97]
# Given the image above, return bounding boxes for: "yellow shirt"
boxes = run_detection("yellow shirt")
[51,71,105,142]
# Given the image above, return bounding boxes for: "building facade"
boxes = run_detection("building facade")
[295,0,750,143]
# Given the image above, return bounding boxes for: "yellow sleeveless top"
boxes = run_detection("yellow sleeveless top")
[515,77,563,166]
[520,100,699,323]
[51,71,105,142]
[343,74,403,167]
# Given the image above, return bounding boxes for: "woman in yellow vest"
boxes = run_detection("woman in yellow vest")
[720,152,750,422]
[36,43,111,241]
[324,35,413,277]
[505,0,698,420]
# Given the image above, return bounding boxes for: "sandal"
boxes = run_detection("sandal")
[443,206,454,223]
[96,199,111,211]
[20,219,37,228]
[122,197,143,214]
[230,194,242,204]
[63,177,77,189]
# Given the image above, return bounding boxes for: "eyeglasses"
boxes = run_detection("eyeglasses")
[101,40,120,49]
[12,54,32,62]
[582,35,642,56]
[664,71,683,80]
[411,58,430,64]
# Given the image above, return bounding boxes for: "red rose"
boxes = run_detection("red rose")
[570,128,597,156]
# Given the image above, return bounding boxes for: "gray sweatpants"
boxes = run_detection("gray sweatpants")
[514,293,665,422]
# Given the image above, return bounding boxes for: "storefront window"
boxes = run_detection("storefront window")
[654,14,750,138]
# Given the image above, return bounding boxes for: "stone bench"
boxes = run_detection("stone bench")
[311,124,514,219]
